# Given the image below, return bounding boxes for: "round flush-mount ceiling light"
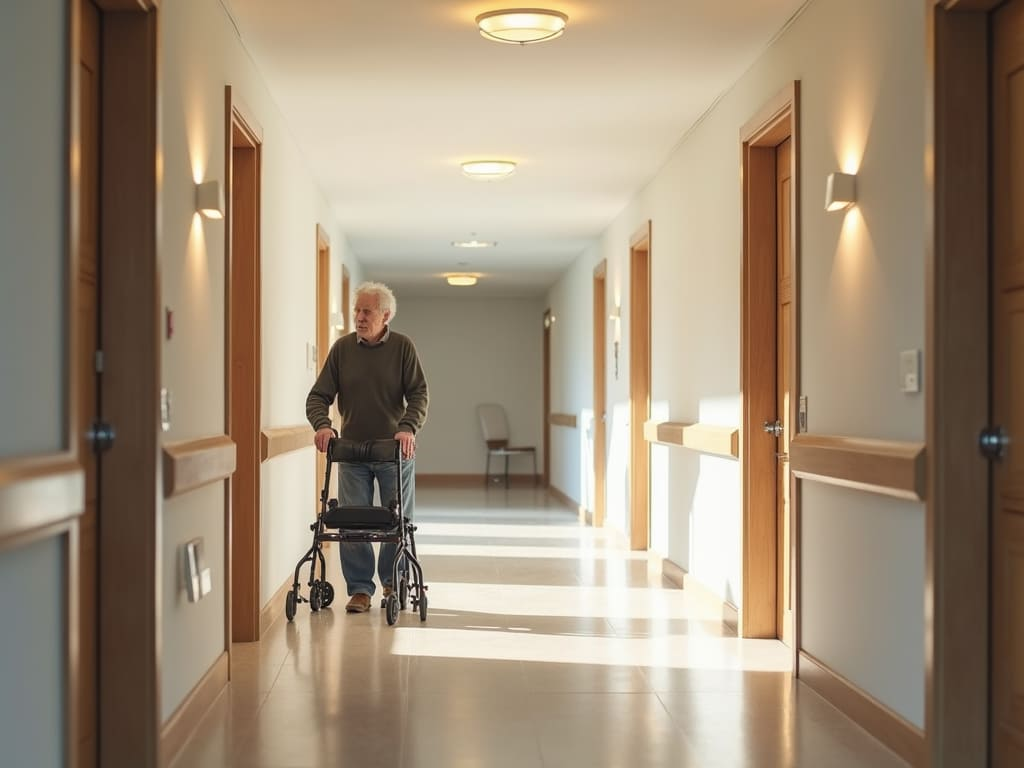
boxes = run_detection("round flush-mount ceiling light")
[445,273,480,287]
[476,8,568,45]
[460,159,517,180]
[452,239,497,248]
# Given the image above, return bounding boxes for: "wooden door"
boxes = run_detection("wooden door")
[775,138,794,647]
[543,309,551,487]
[991,0,1024,762]
[228,110,262,642]
[629,224,651,551]
[593,261,607,527]
[77,1,100,762]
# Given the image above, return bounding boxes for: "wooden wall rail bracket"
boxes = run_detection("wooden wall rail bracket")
[548,412,578,428]
[162,435,236,499]
[260,425,314,462]
[643,420,739,459]
[789,433,926,501]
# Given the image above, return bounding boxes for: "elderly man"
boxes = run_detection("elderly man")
[306,281,429,613]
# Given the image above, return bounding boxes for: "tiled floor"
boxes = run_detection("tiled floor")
[171,486,907,767]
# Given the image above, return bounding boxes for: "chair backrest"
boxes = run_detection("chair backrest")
[477,403,510,447]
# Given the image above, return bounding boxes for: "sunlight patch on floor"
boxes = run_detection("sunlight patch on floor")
[389,626,791,672]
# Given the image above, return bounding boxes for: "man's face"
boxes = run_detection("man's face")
[354,293,390,341]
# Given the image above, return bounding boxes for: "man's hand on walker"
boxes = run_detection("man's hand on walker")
[314,427,336,453]
[395,431,416,459]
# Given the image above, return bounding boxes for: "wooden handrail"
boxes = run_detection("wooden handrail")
[260,425,314,461]
[549,412,577,428]
[643,420,739,459]
[0,457,84,543]
[163,435,236,499]
[789,433,926,501]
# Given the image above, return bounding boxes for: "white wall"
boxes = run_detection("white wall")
[158,0,354,719]
[393,296,546,475]
[0,4,70,762]
[549,0,926,726]
[0,0,66,458]
[546,243,601,507]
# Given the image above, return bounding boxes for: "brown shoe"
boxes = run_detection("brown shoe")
[345,593,371,613]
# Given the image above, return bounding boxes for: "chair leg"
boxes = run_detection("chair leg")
[485,453,491,485]
[532,451,537,486]
[504,455,510,488]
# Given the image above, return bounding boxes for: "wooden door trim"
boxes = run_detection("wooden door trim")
[926,3,991,764]
[629,222,651,551]
[592,260,607,528]
[97,6,161,764]
[740,82,800,642]
[225,87,263,644]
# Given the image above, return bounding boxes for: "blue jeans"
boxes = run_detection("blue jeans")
[337,457,415,596]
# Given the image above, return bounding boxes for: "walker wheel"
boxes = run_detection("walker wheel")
[418,592,428,622]
[320,580,335,608]
[285,590,297,622]
[385,593,400,626]
[399,577,408,611]
[309,582,322,612]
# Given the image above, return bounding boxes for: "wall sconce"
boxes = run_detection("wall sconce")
[609,306,621,379]
[543,312,557,329]
[824,172,856,212]
[195,179,224,219]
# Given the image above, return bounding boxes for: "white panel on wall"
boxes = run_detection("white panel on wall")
[261,449,317,606]
[801,483,925,727]
[161,483,226,720]
[0,537,66,767]
[0,0,67,458]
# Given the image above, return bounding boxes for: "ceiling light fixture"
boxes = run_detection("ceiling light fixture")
[452,239,497,248]
[476,8,568,45]
[446,273,479,287]
[461,160,517,180]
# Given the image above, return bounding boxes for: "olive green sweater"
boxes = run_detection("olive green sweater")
[305,329,428,441]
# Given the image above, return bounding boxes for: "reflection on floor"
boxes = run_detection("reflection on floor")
[171,486,907,768]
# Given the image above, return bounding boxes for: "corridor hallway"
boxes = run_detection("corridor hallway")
[171,487,906,768]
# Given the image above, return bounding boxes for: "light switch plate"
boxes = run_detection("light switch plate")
[306,342,317,371]
[798,395,808,432]
[900,349,921,393]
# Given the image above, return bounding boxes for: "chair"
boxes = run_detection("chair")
[477,403,537,488]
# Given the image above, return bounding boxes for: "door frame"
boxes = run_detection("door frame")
[593,260,608,527]
[629,223,651,551]
[543,308,552,487]
[315,225,330,513]
[83,2,164,764]
[225,88,263,643]
[926,1,996,764]
[739,82,800,641]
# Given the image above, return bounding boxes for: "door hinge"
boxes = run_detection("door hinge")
[94,349,104,373]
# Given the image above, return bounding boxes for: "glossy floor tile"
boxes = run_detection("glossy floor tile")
[171,486,907,768]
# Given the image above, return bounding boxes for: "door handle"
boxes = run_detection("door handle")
[762,420,782,437]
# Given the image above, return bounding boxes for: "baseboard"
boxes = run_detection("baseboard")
[798,650,925,766]
[547,484,587,520]
[661,557,739,633]
[260,575,294,637]
[417,473,541,488]
[160,651,229,767]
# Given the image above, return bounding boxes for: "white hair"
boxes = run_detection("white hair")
[355,281,397,320]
